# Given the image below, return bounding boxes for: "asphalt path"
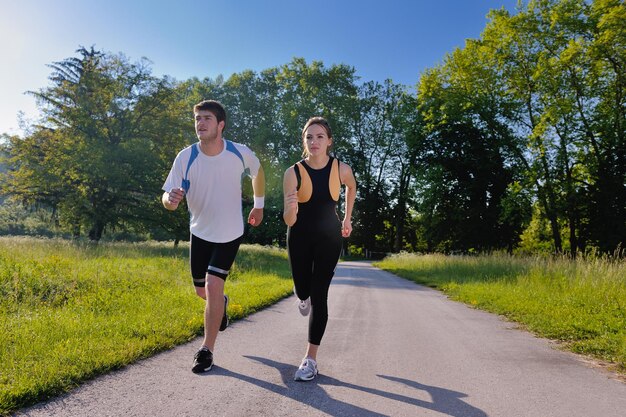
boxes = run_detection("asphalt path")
[16,261,626,417]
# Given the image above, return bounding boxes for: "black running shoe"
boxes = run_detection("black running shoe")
[192,348,213,373]
[219,295,229,331]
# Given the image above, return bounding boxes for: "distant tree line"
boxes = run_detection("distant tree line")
[1,0,624,256]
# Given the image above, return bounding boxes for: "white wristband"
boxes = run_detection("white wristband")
[254,196,265,209]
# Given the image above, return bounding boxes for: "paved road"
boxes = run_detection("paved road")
[16,261,626,417]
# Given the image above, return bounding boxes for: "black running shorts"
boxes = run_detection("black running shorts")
[190,234,243,287]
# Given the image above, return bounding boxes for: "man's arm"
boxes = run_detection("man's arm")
[162,188,185,211]
[252,165,265,200]
[248,165,265,226]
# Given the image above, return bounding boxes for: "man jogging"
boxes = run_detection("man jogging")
[162,100,265,373]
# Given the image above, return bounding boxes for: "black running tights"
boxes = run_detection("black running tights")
[287,228,342,345]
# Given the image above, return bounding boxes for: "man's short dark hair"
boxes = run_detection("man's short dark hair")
[193,100,227,130]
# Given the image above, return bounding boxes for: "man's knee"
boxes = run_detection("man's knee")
[195,285,207,299]
[205,274,225,297]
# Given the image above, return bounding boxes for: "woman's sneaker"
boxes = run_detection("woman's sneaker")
[192,347,213,373]
[293,287,311,316]
[294,357,318,381]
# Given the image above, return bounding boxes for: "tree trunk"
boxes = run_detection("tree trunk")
[88,221,104,242]
[72,224,81,239]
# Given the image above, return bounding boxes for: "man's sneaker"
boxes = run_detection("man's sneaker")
[294,357,318,381]
[220,295,229,331]
[293,287,311,316]
[192,348,213,373]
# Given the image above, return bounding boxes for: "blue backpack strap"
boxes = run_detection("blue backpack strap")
[225,140,250,179]
[181,143,199,193]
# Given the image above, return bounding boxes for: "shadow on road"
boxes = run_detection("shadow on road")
[205,356,487,417]
[376,374,488,417]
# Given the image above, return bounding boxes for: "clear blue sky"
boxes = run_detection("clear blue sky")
[1,0,521,135]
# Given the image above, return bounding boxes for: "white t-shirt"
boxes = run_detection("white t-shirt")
[162,138,261,243]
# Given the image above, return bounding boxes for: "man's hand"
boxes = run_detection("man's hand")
[248,208,264,226]
[163,187,185,210]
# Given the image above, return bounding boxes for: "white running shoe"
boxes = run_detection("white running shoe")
[294,357,318,381]
[293,287,311,316]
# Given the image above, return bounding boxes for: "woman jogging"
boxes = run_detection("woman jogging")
[282,116,356,381]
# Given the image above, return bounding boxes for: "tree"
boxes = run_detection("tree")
[347,80,409,253]
[2,47,183,241]
[389,93,422,252]
[482,0,626,254]
[415,38,524,253]
[217,58,361,246]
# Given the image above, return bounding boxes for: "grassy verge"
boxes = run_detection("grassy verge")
[375,253,626,374]
[0,237,293,415]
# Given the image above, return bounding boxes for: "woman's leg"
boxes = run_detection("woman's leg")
[307,232,342,348]
[287,228,314,300]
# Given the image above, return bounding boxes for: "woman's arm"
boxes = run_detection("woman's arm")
[340,162,356,237]
[283,166,299,227]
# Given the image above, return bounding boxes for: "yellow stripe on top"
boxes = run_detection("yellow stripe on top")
[296,158,341,203]
[329,158,340,201]
[296,162,313,203]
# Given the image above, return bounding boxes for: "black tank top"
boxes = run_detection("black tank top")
[292,157,342,233]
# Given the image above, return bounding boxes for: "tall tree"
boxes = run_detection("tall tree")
[482,0,626,254]
[389,93,422,252]
[416,38,524,253]
[3,47,181,241]
[348,80,407,253]
[219,58,360,246]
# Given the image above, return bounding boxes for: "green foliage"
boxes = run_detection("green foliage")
[376,252,626,372]
[492,0,625,253]
[415,0,626,255]
[0,201,60,238]
[0,237,292,415]
[1,47,192,242]
[416,34,526,253]
[517,203,573,254]
[2,0,625,254]
[349,81,419,253]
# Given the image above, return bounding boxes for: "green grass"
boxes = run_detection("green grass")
[375,252,626,374]
[0,237,293,415]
